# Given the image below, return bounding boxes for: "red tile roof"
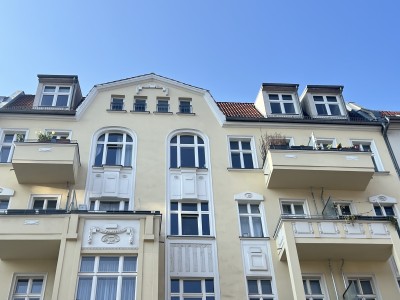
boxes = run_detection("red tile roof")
[381,111,400,117]
[2,94,34,110]
[217,102,263,118]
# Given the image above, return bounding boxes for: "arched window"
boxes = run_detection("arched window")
[170,134,206,168]
[94,132,133,167]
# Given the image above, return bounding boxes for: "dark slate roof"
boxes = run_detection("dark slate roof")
[2,94,34,110]
[381,111,400,117]
[216,102,263,118]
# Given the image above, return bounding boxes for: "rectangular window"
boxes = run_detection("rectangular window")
[238,203,264,237]
[40,85,72,107]
[90,199,129,211]
[0,199,9,211]
[157,98,169,113]
[280,200,306,216]
[110,97,124,111]
[76,256,137,300]
[303,277,326,300]
[374,204,396,217]
[31,196,59,210]
[0,131,26,163]
[133,98,147,112]
[347,277,377,299]
[170,202,210,236]
[268,93,297,115]
[351,140,383,171]
[179,99,192,113]
[229,138,256,169]
[11,275,45,300]
[246,278,274,299]
[335,202,353,216]
[44,130,71,140]
[313,95,343,116]
[170,278,215,300]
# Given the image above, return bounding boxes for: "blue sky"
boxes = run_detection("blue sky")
[1,1,399,110]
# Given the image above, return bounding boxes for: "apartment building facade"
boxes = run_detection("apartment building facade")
[0,74,399,299]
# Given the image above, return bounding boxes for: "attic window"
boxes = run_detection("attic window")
[313,95,343,116]
[40,86,72,107]
[267,93,299,115]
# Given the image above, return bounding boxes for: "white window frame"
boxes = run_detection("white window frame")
[373,203,397,217]
[237,202,265,237]
[178,98,193,114]
[0,130,27,163]
[302,275,327,300]
[76,255,137,300]
[266,92,299,115]
[94,132,134,167]
[246,277,275,300]
[0,198,10,212]
[350,139,384,171]
[170,133,206,168]
[30,195,61,210]
[9,273,47,300]
[133,97,147,112]
[89,199,129,211]
[170,278,215,299]
[312,94,345,116]
[280,200,308,217]
[334,201,355,216]
[228,136,258,169]
[40,85,72,107]
[156,98,170,113]
[345,275,379,299]
[314,138,337,150]
[44,129,72,140]
[110,96,125,111]
[169,201,211,236]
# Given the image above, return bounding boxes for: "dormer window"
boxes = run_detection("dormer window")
[40,85,72,107]
[313,95,342,116]
[268,94,297,114]
[110,97,125,111]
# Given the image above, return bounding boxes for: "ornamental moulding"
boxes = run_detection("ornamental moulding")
[135,84,169,96]
[88,225,134,245]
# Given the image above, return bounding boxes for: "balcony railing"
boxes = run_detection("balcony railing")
[110,102,124,111]
[133,103,147,112]
[156,103,170,113]
[179,104,192,114]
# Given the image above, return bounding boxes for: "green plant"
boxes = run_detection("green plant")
[259,132,287,164]
[15,133,25,142]
[36,131,54,142]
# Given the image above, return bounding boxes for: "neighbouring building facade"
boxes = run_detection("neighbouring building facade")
[0,73,399,299]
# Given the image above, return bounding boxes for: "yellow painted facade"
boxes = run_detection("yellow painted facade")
[0,74,399,299]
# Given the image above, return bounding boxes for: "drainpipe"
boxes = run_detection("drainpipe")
[381,117,400,177]
[329,260,340,300]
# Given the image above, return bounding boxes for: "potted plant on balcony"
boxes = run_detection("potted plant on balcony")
[15,133,25,142]
[259,132,288,165]
[36,131,54,142]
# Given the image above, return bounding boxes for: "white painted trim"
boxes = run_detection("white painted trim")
[29,194,62,209]
[344,274,381,299]
[0,187,15,197]
[369,194,397,204]
[9,273,47,300]
[301,273,330,300]
[227,135,259,169]
[234,192,264,202]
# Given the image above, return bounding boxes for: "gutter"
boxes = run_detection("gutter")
[381,117,400,177]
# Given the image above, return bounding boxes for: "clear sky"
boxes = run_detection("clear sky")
[1,1,399,111]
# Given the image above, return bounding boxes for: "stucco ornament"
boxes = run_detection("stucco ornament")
[136,84,169,96]
[88,224,134,245]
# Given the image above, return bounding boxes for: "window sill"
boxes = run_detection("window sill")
[106,109,127,113]
[176,112,196,116]
[153,111,173,115]
[167,235,215,240]
[227,168,263,172]
[130,110,150,114]
[239,236,270,240]
[92,165,133,169]
[170,167,208,171]
[373,171,390,176]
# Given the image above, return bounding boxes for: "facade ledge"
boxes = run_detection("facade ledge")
[166,235,215,240]
[227,167,263,172]
[153,111,173,115]
[129,110,150,114]
[373,171,390,176]
[106,109,127,113]
[176,112,196,116]
[239,236,270,240]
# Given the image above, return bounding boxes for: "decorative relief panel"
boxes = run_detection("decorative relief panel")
[318,222,340,237]
[82,220,139,249]
[343,223,365,238]
[241,240,272,276]
[368,223,390,238]
[292,222,314,237]
[89,167,133,199]
[169,242,214,277]
[170,170,208,200]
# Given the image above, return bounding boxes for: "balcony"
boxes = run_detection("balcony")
[263,147,375,190]
[274,215,396,262]
[12,141,80,184]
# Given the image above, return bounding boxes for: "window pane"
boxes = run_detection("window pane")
[329,104,341,115]
[313,96,324,102]
[309,280,322,294]
[260,280,272,294]
[250,204,260,213]
[201,203,209,211]
[0,200,9,209]
[360,280,373,294]
[326,96,337,102]
[41,95,54,106]
[243,153,254,168]
[171,136,177,143]
[374,206,383,216]
[126,135,133,142]
[242,141,251,150]
[205,279,214,293]
[44,86,56,92]
[124,144,132,166]
[268,94,279,100]
[341,205,351,215]
[31,279,43,293]
[94,144,104,166]
[95,277,117,300]
[282,204,292,214]
[47,200,57,209]
[303,280,308,294]
[4,134,14,142]
[182,203,197,211]
[230,141,239,150]
[270,103,282,114]
[171,279,180,293]
[183,280,202,293]
[108,133,123,142]
[56,95,69,106]
[180,135,194,144]
[252,217,263,237]
[231,153,241,168]
[316,104,328,115]
[15,279,29,293]
[98,257,119,272]
[240,216,251,236]
[284,103,295,113]
[384,206,395,216]
[106,146,121,165]
[170,146,177,168]
[282,94,293,100]
[0,146,11,162]
[33,200,45,209]
[181,147,195,167]
[182,216,199,235]
[80,257,95,272]
[171,213,178,235]
[197,136,204,144]
[293,204,304,215]
[247,280,258,294]
[98,134,105,141]
[198,147,206,168]
[171,202,178,211]
[123,257,137,272]
[99,201,120,211]
[121,277,135,300]
[202,214,210,235]
[76,277,93,300]
[238,204,248,213]
[59,87,71,93]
